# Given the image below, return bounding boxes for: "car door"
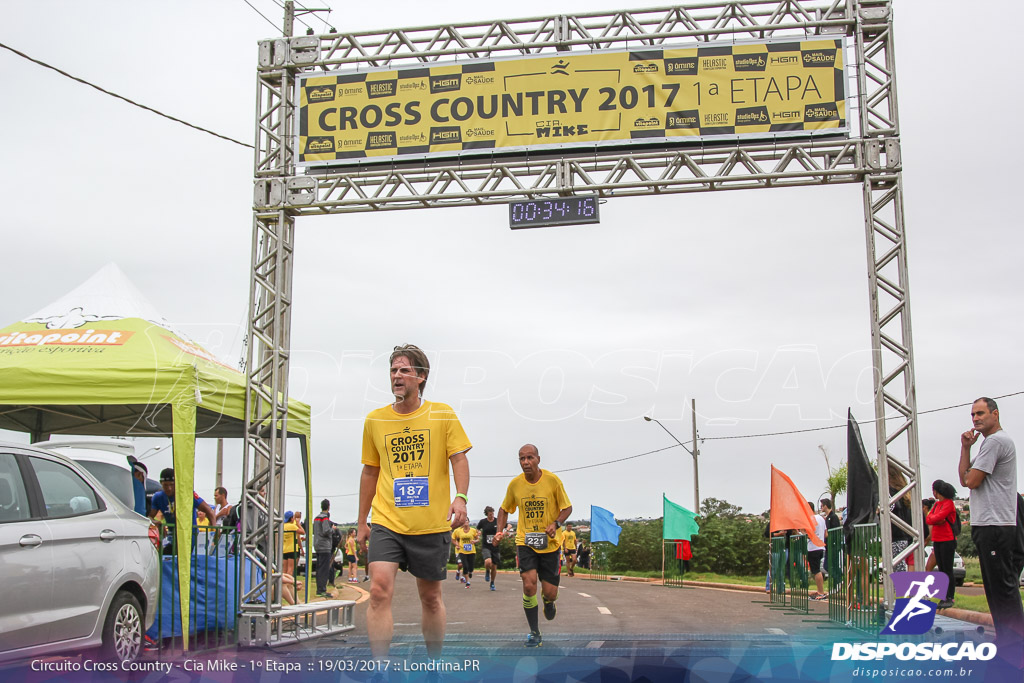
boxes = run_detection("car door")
[28,455,124,642]
[0,451,55,652]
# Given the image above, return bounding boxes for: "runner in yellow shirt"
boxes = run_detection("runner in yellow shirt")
[452,522,479,587]
[496,443,572,648]
[561,523,578,577]
[344,529,360,583]
[357,344,472,657]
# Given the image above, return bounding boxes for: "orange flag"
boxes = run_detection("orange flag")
[769,465,824,547]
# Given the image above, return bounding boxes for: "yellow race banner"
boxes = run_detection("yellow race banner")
[297,39,847,166]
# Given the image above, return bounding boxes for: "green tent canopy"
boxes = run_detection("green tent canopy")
[0,263,313,647]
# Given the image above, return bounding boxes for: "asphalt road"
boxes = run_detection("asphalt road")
[280,571,852,658]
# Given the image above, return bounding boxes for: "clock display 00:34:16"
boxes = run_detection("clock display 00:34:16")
[508,196,599,228]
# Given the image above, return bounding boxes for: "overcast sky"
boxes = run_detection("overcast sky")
[2,0,1021,524]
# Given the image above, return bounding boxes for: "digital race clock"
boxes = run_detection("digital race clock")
[508,195,600,229]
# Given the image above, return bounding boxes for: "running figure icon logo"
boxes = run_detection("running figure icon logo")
[881,572,950,635]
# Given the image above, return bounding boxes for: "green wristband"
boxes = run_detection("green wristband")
[455,493,468,503]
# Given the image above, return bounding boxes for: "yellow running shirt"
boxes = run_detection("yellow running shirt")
[562,529,577,551]
[361,400,472,535]
[283,521,300,554]
[453,528,478,554]
[345,537,357,556]
[500,469,571,554]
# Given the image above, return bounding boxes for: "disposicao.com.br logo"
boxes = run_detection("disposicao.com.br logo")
[832,572,997,662]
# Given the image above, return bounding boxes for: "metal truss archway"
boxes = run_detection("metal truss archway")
[241,0,921,631]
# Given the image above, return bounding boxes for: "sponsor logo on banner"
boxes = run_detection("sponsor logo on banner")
[465,75,495,85]
[831,571,997,663]
[366,132,397,150]
[400,80,427,91]
[735,106,770,125]
[664,57,698,75]
[770,55,799,65]
[805,102,840,122]
[305,136,336,153]
[666,110,700,129]
[366,80,398,99]
[774,110,801,121]
[733,54,767,72]
[305,85,336,103]
[0,329,134,347]
[465,127,495,138]
[429,74,462,94]
[633,63,659,73]
[633,116,660,128]
[700,56,730,72]
[399,132,428,144]
[430,126,462,145]
[802,49,837,67]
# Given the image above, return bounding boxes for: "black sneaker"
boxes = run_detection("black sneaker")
[524,631,543,648]
[543,600,556,621]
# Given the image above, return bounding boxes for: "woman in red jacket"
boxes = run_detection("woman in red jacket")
[926,479,959,609]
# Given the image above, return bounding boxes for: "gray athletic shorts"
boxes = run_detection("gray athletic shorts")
[368,525,450,581]
[481,546,500,564]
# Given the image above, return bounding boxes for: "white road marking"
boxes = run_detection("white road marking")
[766,628,787,635]
[586,641,604,648]
[578,592,592,598]
[597,606,611,615]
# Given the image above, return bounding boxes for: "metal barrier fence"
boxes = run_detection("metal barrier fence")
[156,524,240,655]
[769,536,787,605]
[789,534,809,614]
[581,542,611,581]
[844,523,884,633]
[826,527,845,623]
[663,540,691,588]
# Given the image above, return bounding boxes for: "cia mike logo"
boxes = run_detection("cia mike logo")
[881,572,949,635]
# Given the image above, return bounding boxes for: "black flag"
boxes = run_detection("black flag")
[843,409,878,543]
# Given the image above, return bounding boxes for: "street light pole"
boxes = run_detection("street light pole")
[644,400,700,513]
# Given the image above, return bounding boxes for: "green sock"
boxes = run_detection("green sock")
[523,593,539,633]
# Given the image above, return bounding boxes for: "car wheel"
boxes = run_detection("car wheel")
[101,591,143,662]
[955,577,964,587]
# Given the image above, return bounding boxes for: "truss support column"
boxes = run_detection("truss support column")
[856,0,921,609]
[242,3,298,623]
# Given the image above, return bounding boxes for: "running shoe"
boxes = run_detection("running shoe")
[490,583,495,591]
[543,599,556,621]
[524,631,543,648]
[465,581,471,588]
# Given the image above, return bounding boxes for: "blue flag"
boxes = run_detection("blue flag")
[590,505,622,545]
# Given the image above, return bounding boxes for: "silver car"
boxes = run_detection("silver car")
[0,442,160,664]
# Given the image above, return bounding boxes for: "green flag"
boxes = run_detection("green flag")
[663,495,700,540]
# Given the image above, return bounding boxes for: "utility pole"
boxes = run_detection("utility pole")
[215,438,224,490]
[691,399,700,514]
[644,404,701,514]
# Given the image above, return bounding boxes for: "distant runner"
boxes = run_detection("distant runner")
[496,443,572,648]
[477,506,501,591]
[452,521,478,587]
[562,523,578,577]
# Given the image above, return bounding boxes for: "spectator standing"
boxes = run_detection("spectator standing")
[127,457,148,516]
[313,499,334,596]
[886,462,914,572]
[926,480,958,608]
[807,502,827,600]
[213,487,232,524]
[149,468,216,555]
[958,397,1023,666]
[282,510,301,581]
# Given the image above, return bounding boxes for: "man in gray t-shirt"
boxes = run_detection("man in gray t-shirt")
[959,397,1023,666]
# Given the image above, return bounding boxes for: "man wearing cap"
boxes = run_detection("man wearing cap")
[149,467,216,555]
[358,344,472,657]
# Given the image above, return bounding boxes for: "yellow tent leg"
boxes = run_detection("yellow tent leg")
[171,399,196,651]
